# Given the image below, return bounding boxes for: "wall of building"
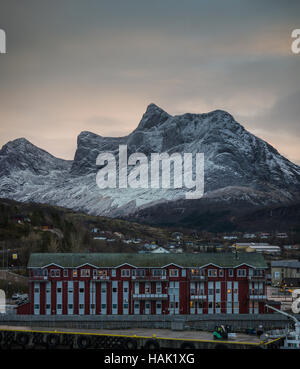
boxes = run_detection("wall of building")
[19,262,268,315]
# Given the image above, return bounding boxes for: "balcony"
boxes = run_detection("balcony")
[31,275,48,282]
[92,276,110,281]
[190,295,207,300]
[249,294,267,300]
[132,276,168,281]
[133,293,168,300]
[191,275,207,281]
[248,276,266,282]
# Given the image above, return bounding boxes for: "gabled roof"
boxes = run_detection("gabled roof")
[28,252,268,269]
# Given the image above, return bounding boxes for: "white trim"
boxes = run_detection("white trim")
[29,262,266,269]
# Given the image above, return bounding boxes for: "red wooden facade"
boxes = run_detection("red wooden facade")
[17,253,269,315]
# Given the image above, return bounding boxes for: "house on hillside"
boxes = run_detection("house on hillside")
[243,233,256,239]
[276,233,288,239]
[223,235,238,240]
[172,232,184,240]
[246,245,281,255]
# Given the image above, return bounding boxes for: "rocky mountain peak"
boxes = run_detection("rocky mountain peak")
[136,103,170,131]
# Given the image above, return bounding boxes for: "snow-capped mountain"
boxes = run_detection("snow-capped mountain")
[1,103,300,218]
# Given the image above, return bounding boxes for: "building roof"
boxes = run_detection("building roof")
[271,260,300,268]
[248,245,280,249]
[234,243,269,246]
[28,252,268,269]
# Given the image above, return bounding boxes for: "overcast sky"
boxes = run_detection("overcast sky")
[0,0,299,164]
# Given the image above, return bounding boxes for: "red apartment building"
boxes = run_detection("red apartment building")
[17,252,270,315]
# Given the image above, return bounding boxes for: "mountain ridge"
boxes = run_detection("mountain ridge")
[1,103,300,219]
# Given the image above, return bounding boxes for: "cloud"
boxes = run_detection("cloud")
[0,0,299,163]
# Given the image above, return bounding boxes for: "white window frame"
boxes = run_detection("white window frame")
[169,269,179,277]
[237,269,246,277]
[80,269,90,277]
[121,269,131,277]
[208,269,217,277]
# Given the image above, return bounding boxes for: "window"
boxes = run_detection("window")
[237,269,246,277]
[46,304,50,309]
[208,269,217,277]
[121,269,130,277]
[79,304,84,309]
[101,287,106,293]
[111,269,116,277]
[34,269,42,276]
[156,286,162,293]
[123,304,129,309]
[34,304,39,309]
[137,269,145,276]
[254,269,263,276]
[63,269,68,277]
[80,269,90,277]
[169,269,178,277]
[229,269,234,277]
[219,270,224,277]
[79,288,84,293]
[274,271,280,279]
[73,269,77,277]
[124,288,128,293]
[50,269,60,277]
[101,304,106,309]
[112,304,117,309]
[112,288,117,293]
[43,269,48,276]
[68,304,73,309]
[191,268,206,276]
[145,286,150,293]
[57,288,62,293]
[57,304,62,309]
[152,269,165,276]
[98,269,108,276]
[34,287,39,293]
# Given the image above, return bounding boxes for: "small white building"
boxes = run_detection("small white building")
[243,233,256,239]
[247,245,281,254]
[223,236,238,240]
[276,233,288,239]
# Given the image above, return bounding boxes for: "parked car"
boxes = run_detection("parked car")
[12,293,21,300]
